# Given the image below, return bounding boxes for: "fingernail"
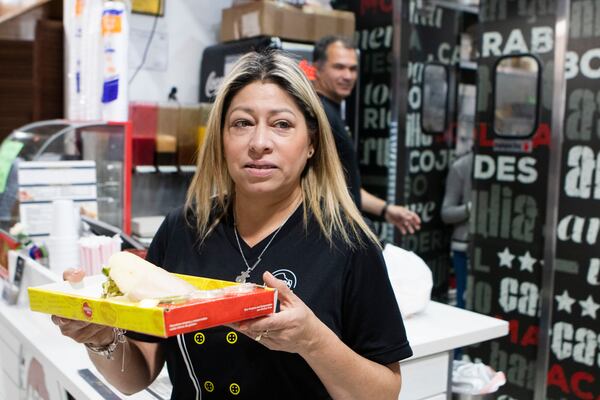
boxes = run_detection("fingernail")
[63,268,85,283]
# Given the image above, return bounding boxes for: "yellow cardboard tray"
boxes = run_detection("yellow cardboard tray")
[28,274,277,337]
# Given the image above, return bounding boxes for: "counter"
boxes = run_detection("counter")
[400,302,508,399]
[0,252,167,400]
[0,255,507,400]
[0,299,168,400]
[0,299,507,400]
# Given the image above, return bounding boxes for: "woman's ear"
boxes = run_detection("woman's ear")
[308,147,315,158]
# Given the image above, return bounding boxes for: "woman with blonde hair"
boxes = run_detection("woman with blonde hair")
[53,50,412,399]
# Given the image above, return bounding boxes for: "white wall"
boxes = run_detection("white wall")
[128,0,233,103]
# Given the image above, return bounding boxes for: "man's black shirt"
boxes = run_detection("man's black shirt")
[318,94,362,209]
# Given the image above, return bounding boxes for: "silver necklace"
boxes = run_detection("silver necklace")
[233,204,299,283]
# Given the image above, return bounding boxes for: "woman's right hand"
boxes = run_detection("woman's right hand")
[51,268,114,347]
[51,316,115,346]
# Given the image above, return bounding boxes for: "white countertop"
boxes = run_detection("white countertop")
[0,294,507,400]
[0,299,162,400]
[402,301,509,360]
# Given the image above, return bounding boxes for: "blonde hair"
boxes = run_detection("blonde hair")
[185,50,379,248]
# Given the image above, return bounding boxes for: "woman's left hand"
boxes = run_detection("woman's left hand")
[234,271,323,355]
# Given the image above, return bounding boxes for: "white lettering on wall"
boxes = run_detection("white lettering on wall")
[482,27,554,57]
[474,155,538,184]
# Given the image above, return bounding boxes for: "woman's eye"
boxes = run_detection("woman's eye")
[274,120,291,129]
[233,120,251,128]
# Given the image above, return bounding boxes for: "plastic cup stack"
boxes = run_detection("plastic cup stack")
[46,199,80,276]
[79,235,122,276]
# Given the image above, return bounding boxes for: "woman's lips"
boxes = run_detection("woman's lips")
[244,164,277,177]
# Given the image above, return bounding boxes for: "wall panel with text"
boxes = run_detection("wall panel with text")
[467,1,557,399]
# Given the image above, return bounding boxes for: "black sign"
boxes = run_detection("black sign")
[467,1,556,399]
[393,1,461,298]
[345,0,395,239]
[546,1,600,398]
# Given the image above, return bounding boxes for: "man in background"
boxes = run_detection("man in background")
[313,36,421,235]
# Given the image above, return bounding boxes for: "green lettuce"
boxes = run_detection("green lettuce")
[101,267,124,298]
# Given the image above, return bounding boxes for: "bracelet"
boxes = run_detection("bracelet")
[380,202,389,219]
[85,328,127,360]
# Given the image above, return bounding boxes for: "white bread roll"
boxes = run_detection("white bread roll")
[108,251,196,301]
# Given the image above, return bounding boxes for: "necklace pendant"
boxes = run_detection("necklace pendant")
[235,270,250,283]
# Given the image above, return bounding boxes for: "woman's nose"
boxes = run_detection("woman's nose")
[249,123,273,154]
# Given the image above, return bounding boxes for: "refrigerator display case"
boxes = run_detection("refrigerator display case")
[0,120,132,234]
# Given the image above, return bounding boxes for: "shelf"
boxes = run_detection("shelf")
[134,166,157,174]
[0,0,50,24]
[429,0,479,14]
[133,165,197,174]
[157,165,177,173]
[179,165,196,173]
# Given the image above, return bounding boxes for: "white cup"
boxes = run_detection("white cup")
[50,199,79,238]
[46,236,80,275]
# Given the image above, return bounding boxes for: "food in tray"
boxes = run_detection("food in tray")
[102,252,196,302]
[101,252,260,305]
[29,251,277,336]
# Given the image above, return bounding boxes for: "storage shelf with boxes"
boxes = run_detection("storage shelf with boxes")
[220,1,355,43]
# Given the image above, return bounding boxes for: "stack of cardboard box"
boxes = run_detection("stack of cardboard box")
[220,1,355,43]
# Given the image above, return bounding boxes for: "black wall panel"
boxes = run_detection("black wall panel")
[467,1,557,399]
[546,1,600,398]
[394,1,461,299]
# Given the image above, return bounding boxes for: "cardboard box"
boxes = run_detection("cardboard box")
[29,274,277,337]
[197,103,212,152]
[220,2,355,43]
[176,104,202,166]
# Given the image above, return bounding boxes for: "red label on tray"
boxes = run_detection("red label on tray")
[82,302,93,319]
[163,289,276,336]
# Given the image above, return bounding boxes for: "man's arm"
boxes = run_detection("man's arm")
[441,162,470,225]
[361,189,421,235]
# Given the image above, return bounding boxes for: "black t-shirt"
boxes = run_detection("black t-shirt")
[129,205,412,399]
[319,94,362,209]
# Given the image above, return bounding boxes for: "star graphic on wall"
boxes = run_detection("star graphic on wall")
[554,290,575,313]
[579,295,600,319]
[518,251,537,273]
[497,247,514,268]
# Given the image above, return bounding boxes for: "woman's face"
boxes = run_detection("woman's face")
[223,81,314,200]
